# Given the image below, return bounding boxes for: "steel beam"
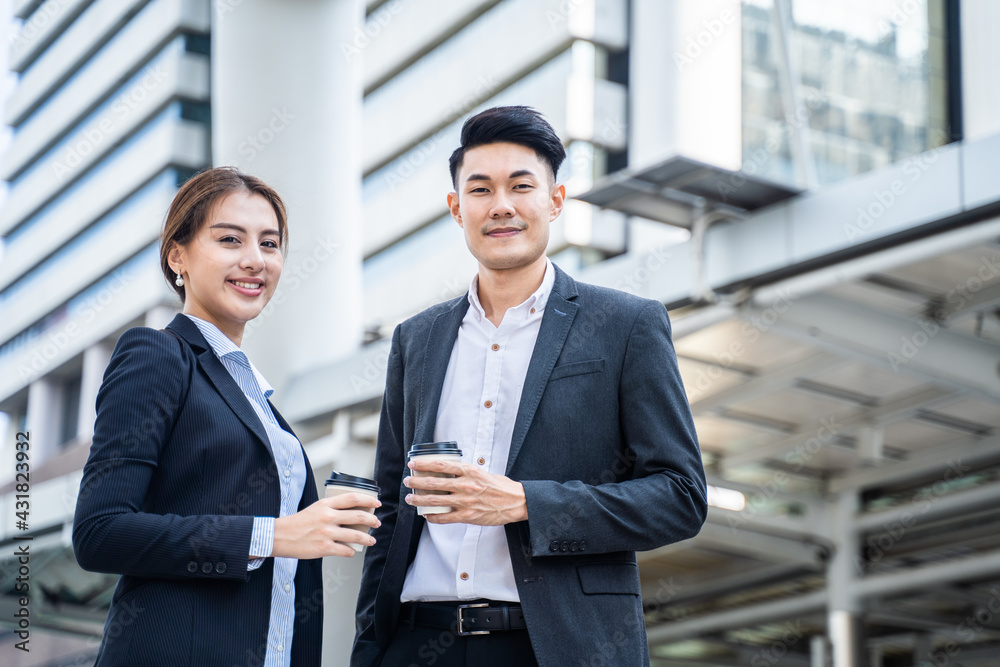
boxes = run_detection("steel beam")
[858,548,1000,600]
[646,590,828,644]
[692,352,841,416]
[743,293,1000,401]
[722,386,951,470]
[855,478,1000,533]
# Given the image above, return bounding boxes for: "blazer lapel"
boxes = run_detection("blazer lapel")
[506,267,579,474]
[166,315,275,460]
[414,296,469,444]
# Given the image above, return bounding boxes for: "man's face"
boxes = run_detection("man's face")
[448,142,565,273]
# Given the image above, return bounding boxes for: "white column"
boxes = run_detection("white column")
[629,0,741,171]
[212,0,365,395]
[27,377,63,466]
[77,342,113,443]
[828,491,862,667]
[212,2,366,664]
[961,0,1000,141]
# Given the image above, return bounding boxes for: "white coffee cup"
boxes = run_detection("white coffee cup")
[408,441,463,515]
[324,471,380,552]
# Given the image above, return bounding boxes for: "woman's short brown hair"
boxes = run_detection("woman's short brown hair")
[160,166,288,301]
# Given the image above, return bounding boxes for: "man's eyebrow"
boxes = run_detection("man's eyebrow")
[465,173,492,183]
[509,169,537,179]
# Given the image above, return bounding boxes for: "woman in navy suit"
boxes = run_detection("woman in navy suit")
[73,167,380,666]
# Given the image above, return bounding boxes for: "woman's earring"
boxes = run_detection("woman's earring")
[175,272,184,287]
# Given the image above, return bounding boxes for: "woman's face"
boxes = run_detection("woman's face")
[169,191,283,345]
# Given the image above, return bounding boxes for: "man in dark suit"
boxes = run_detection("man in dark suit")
[353,106,707,666]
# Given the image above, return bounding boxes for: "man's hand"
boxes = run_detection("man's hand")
[404,458,528,525]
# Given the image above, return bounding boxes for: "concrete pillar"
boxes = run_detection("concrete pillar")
[828,491,863,667]
[77,342,113,443]
[27,377,63,466]
[810,634,829,667]
[211,0,365,395]
[629,0,741,171]
[212,3,365,663]
[961,0,1000,141]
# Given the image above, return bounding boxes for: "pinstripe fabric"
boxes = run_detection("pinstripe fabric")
[73,314,323,667]
[186,315,306,667]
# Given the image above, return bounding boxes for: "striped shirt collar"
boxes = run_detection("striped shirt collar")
[182,314,275,398]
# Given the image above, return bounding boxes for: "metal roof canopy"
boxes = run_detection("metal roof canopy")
[574,155,801,228]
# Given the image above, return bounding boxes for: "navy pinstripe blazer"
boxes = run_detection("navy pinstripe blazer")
[73,314,323,666]
[353,266,707,667]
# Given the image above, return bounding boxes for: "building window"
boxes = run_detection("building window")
[742,0,951,187]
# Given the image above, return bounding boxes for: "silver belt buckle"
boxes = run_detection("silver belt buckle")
[457,602,490,636]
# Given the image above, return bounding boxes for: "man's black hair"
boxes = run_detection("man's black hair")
[448,106,567,189]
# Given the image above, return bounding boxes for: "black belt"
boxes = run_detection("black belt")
[400,600,527,636]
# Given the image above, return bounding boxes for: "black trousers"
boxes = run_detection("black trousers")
[379,618,538,667]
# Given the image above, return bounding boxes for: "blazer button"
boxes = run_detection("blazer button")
[215,562,227,574]
[187,561,198,573]
[570,541,578,552]
[560,541,569,552]
[549,541,559,552]
[201,562,213,574]
[579,541,587,551]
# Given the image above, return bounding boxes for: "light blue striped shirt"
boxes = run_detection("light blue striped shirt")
[186,315,307,667]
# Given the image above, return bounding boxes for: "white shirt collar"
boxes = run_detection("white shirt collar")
[467,258,555,322]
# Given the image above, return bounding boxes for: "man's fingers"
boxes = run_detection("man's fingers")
[408,458,467,475]
[323,493,381,510]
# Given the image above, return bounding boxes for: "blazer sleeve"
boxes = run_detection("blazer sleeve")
[521,300,708,556]
[72,327,255,582]
[352,325,404,666]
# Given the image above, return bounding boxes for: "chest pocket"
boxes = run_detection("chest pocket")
[549,358,605,382]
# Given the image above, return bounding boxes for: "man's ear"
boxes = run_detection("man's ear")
[549,183,566,221]
[447,192,463,228]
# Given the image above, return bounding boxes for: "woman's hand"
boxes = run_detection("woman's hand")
[272,493,381,559]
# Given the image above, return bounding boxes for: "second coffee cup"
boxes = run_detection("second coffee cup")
[407,441,463,515]
[324,471,380,552]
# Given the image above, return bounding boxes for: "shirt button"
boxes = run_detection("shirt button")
[460,572,469,581]
[284,469,290,477]
[484,400,493,408]
[477,457,486,465]
[284,583,291,592]
[276,644,284,653]
[530,307,536,314]
[491,344,499,351]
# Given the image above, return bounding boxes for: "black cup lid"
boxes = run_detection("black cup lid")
[408,441,463,457]
[324,470,379,493]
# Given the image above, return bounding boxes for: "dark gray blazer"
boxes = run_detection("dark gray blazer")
[73,314,323,666]
[352,265,707,666]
